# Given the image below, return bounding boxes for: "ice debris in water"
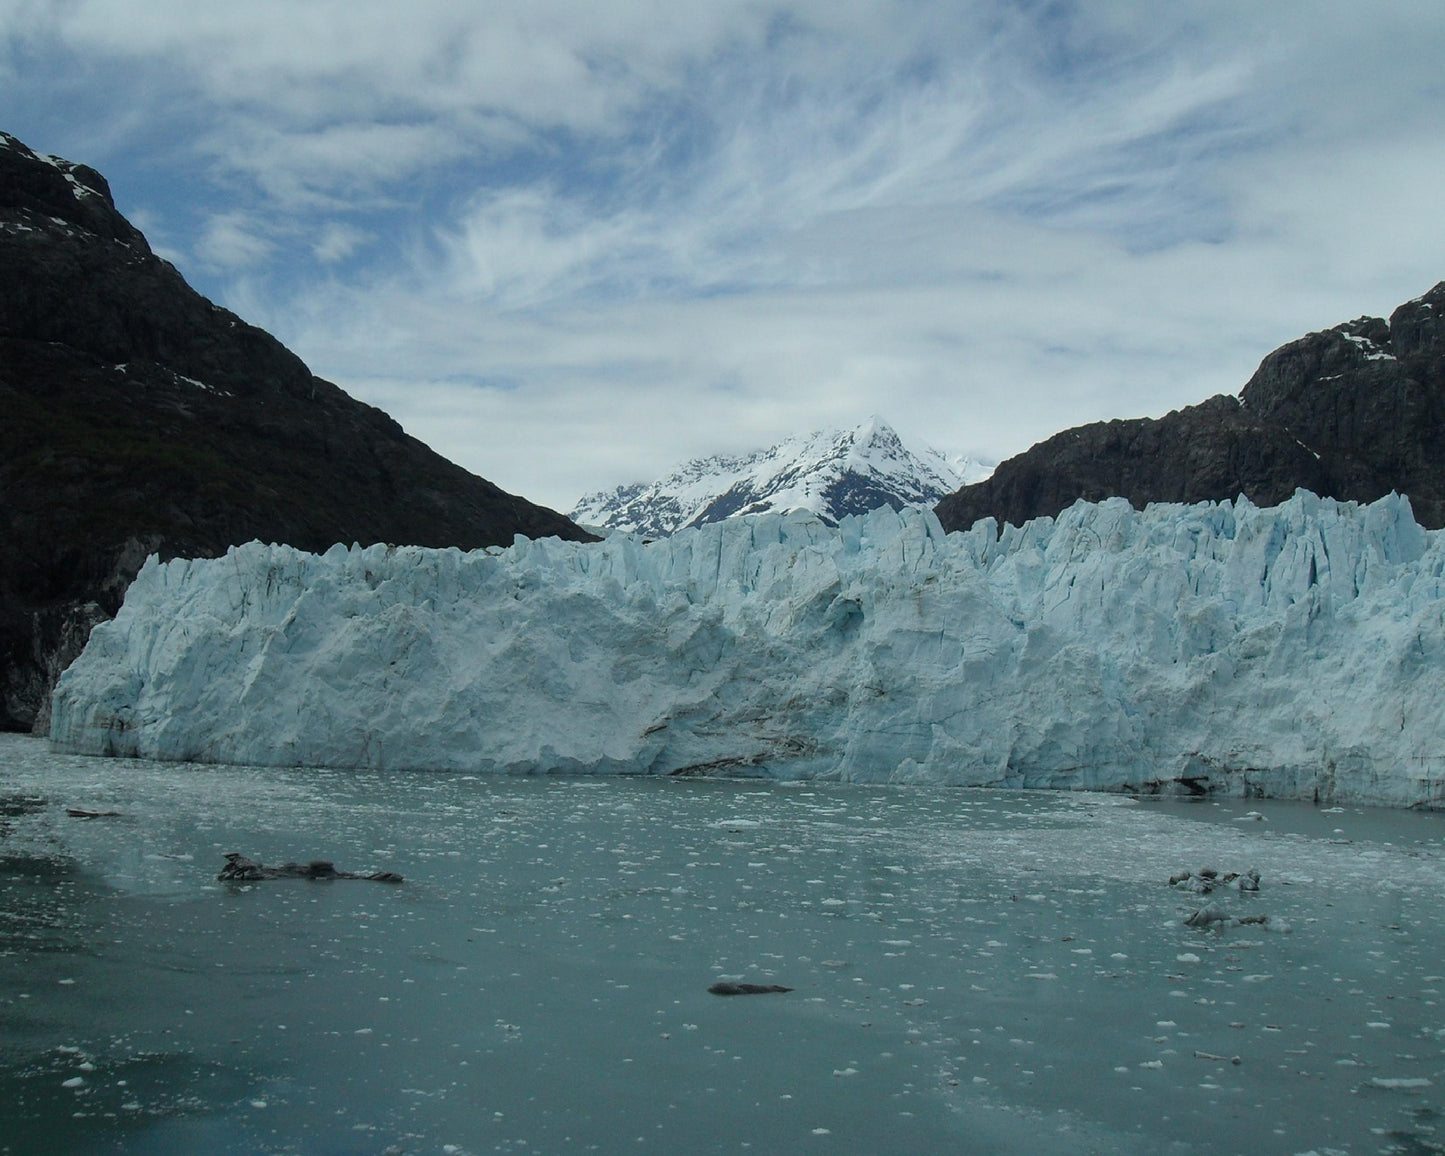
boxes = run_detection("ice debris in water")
[1183,905,1290,933]
[1169,867,1260,893]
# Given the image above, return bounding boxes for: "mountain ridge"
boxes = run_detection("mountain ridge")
[572,416,991,536]
[0,130,591,733]
[935,286,1445,533]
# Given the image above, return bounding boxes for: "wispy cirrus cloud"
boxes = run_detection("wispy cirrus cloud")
[2,2,1443,511]
[194,211,277,270]
[312,221,373,265]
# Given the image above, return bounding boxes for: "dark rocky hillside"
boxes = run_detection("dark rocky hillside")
[936,284,1445,533]
[0,131,591,733]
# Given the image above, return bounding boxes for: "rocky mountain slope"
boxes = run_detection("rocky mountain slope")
[0,130,589,733]
[572,416,991,535]
[936,285,1445,532]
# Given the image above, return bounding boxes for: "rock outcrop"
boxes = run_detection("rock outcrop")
[0,130,590,732]
[935,285,1445,533]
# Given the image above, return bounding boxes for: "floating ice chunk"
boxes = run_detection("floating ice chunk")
[1184,905,1229,929]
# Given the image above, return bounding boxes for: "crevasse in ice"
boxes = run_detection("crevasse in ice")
[49,490,1445,805]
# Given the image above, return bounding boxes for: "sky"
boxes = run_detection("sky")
[3,1,1444,514]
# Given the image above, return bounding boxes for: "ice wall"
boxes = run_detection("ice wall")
[49,491,1445,806]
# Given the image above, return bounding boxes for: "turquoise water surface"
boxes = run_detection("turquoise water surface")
[2,733,1443,1155]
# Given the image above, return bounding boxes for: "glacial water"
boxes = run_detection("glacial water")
[2,733,1444,1155]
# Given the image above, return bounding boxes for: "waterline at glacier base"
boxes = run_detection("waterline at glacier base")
[50,491,1445,807]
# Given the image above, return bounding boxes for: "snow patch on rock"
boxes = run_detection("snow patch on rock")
[571,416,992,535]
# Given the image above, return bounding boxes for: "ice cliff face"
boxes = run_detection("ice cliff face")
[50,491,1445,807]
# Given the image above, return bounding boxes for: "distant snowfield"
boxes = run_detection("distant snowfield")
[570,416,992,535]
[51,490,1445,807]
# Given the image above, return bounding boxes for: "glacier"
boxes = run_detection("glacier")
[49,490,1445,807]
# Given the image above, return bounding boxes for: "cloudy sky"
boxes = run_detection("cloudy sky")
[4,2,1443,512]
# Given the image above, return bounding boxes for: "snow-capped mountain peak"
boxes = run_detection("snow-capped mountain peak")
[570,417,992,536]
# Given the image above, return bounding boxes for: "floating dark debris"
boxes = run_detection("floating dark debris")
[218,852,403,883]
[707,982,793,996]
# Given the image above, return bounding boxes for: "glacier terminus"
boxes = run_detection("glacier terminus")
[50,490,1445,808]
